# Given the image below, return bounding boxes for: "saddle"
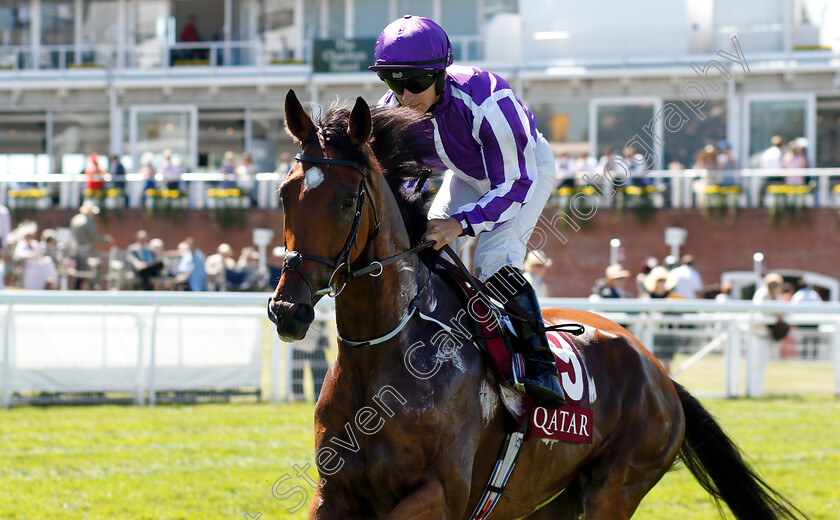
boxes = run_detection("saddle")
[432,256,592,440]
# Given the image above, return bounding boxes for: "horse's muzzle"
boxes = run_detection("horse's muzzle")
[267,298,314,341]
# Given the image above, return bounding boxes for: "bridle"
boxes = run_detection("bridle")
[281,152,382,299]
[269,152,433,333]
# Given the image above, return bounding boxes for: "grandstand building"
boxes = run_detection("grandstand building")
[1,0,839,176]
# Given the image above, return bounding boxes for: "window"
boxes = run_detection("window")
[748,99,807,167]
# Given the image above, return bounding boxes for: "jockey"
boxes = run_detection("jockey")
[370,15,565,409]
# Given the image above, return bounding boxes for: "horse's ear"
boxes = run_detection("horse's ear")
[348,96,372,148]
[285,89,316,144]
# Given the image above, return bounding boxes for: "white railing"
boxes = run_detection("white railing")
[0,167,836,211]
[0,172,284,210]
[1,292,838,408]
[0,41,298,71]
[2,25,836,73]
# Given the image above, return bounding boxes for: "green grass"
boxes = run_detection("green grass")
[2,397,838,519]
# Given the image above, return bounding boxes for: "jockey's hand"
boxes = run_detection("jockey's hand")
[423,218,463,250]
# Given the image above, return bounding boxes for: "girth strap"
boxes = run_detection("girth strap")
[468,423,529,520]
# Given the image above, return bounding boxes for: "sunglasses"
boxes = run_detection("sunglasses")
[378,73,438,96]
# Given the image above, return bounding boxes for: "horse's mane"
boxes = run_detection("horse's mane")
[316,103,438,247]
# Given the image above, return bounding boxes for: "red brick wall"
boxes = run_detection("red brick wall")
[20,209,285,258]
[21,207,839,296]
[535,207,840,297]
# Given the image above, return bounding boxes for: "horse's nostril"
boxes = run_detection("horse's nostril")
[293,303,315,325]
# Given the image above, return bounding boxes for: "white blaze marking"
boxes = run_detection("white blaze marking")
[304,166,324,191]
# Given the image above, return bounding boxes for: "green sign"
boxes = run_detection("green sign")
[313,38,377,73]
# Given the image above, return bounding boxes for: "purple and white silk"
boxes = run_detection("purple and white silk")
[380,65,555,279]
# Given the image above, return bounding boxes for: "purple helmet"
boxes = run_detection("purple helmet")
[369,15,453,77]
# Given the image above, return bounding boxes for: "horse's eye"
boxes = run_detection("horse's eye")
[342,193,358,209]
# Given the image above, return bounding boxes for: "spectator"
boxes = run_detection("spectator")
[126,230,164,291]
[716,140,738,186]
[790,277,821,304]
[642,265,680,372]
[235,246,263,290]
[782,140,808,186]
[691,144,719,205]
[148,238,165,261]
[781,281,796,301]
[693,144,718,170]
[624,146,649,187]
[760,135,785,185]
[204,243,236,291]
[594,264,632,298]
[523,250,552,298]
[84,153,106,192]
[669,254,703,299]
[219,151,237,189]
[178,15,203,60]
[160,149,182,190]
[276,152,293,176]
[40,228,59,262]
[642,266,678,300]
[715,281,733,303]
[179,15,201,44]
[175,238,206,291]
[635,257,658,297]
[14,222,58,290]
[573,152,598,187]
[555,152,574,189]
[597,148,620,196]
[750,272,787,397]
[139,152,157,203]
[108,154,126,192]
[236,152,259,203]
[69,201,113,289]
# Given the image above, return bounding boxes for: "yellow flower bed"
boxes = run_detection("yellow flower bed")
[206,188,243,198]
[145,189,183,198]
[704,185,741,195]
[9,189,48,198]
[766,184,811,195]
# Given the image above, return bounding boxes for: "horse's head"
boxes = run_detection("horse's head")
[268,90,377,341]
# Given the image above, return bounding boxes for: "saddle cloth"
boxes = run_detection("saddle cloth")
[440,267,593,444]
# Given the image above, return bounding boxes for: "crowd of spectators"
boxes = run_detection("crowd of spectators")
[586,252,825,372]
[0,199,283,293]
[80,147,277,207]
[552,134,813,206]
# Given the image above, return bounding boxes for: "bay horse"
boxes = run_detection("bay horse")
[268,89,805,520]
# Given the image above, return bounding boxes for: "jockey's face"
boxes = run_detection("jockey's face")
[396,81,439,113]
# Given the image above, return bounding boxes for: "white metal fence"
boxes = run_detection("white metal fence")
[1,292,838,407]
[0,167,838,211]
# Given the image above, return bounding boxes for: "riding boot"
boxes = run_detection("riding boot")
[486,266,566,409]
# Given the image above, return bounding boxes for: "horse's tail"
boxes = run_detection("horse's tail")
[673,381,807,520]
